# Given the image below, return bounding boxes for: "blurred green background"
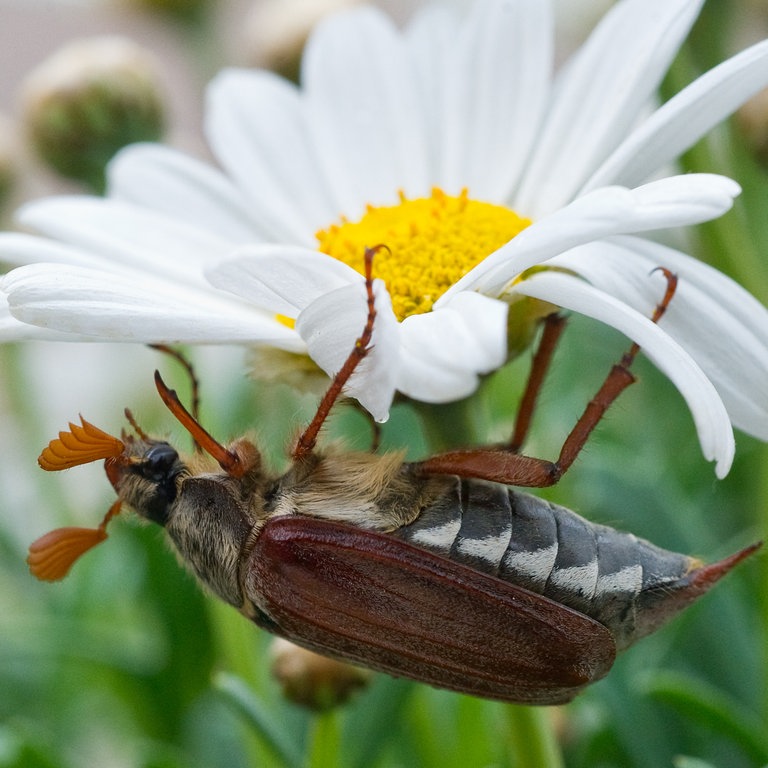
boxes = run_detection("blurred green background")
[1,1,768,767]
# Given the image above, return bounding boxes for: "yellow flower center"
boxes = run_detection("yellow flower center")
[315,188,531,321]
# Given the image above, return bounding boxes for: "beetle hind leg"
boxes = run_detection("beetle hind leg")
[418,269,679,488]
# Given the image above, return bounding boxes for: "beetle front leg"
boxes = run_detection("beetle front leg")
[293,245,382,460]
[418,269,678,488]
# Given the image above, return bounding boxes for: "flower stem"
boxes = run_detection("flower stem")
[307,710,341,768]
[505,705,564,768]
[411,396,485,452]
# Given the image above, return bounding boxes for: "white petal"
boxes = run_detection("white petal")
[303,6,429,217]
[440,174,740,301]
[0,292,89,341]
[409,0,552,200]
[0,233,114,270]
[615,236,768,341]
[513,269,735,477]
[437,292,508,372]
[17,197,233,287]
[2,264,301,348]
[208,246,360,317]
[396,295,508,403]
[205,69,338,243]
[108,143,263,242]
[551,236,768,439]
[295,278,399,422]
[583,39,768,192]
[404,5,462,189]
[515,0,703,215]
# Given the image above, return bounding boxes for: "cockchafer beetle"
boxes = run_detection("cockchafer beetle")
[27,247,760,705]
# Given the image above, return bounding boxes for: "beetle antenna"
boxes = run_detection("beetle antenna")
[293,245,383,460]
[150,344,202,451]
[38,416,125,471]
[28,500,123,581]
[154,370,247,477]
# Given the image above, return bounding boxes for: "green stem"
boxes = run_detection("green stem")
[307,710,341,768]
[505,705,564,768]
[410,396,485,451]
[756,444,768,727]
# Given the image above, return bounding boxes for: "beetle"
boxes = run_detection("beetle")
[27,248,760,705]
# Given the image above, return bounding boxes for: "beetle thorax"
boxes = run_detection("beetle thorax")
[111,437,267,608]
[163,473,263,607]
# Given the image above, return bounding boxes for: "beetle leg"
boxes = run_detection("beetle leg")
[154,370,250,478]
[293,246,382,460]
[150,345,201,420]
[418,269,678,488]
[509,313,567,452]
[150,344,202,452]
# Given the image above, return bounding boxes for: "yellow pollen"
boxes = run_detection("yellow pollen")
[315,188,532,321]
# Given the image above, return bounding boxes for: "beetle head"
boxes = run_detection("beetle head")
[29,363,264,596]
[28,416,189,581]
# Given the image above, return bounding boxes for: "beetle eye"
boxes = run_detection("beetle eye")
[142,443,179,481]
[132,443,181,527]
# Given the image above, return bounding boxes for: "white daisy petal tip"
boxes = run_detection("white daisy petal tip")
[2,262,302,346]
[713,437,735,480]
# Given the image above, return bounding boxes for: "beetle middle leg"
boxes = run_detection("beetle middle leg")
[418,269,679,488]
[509,312,568,453]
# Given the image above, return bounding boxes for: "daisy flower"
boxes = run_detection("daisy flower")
[3,0,768,477]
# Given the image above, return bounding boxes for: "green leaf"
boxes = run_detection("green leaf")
[213,672,302,768]
[644,671,768,765]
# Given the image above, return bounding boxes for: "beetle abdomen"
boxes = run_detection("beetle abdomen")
[392,479,695,650]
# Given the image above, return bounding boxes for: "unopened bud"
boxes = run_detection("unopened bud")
[270,637,371,710]
[738,86,768,168]
[20,36,165,192]
[247,346,330,396]
[129,0,212,25]
[242,0,362,81]
[504,295,559,358]
[0,116,16,216]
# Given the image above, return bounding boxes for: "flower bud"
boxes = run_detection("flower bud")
[247,346,330,397]
[242,0,362,81]
[738,87,768,168]
[0,116,17,217]
[270,637,371,711]
[20,36,165,192]
[129,0,212,25]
